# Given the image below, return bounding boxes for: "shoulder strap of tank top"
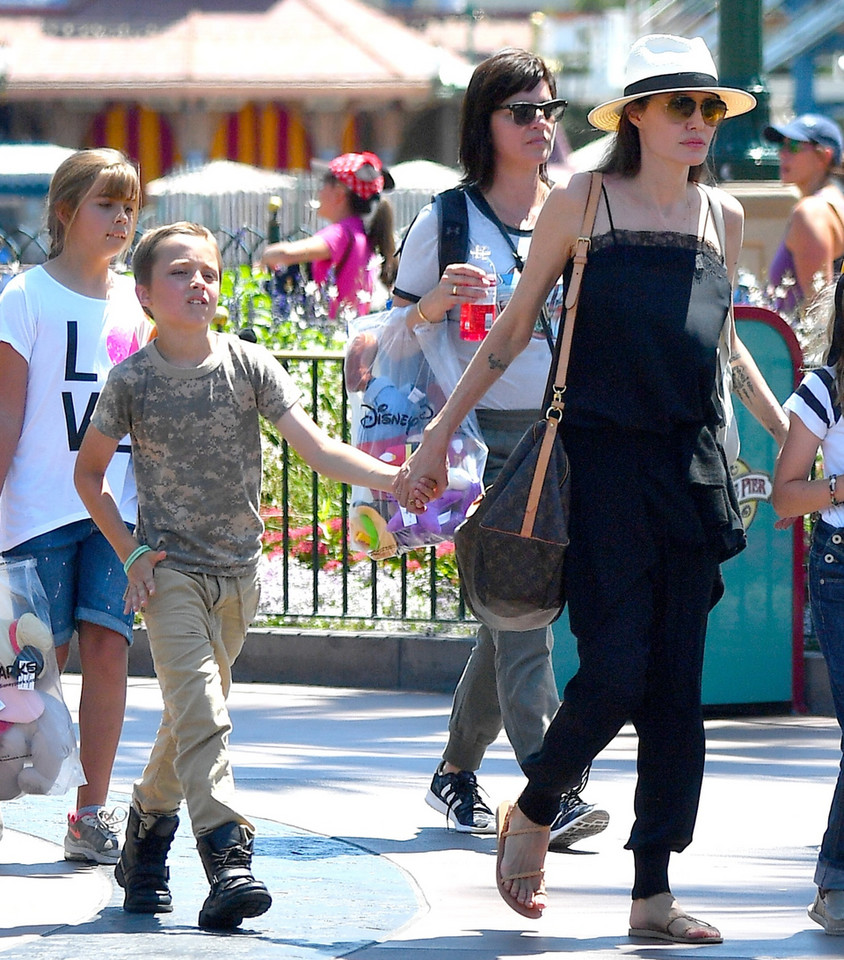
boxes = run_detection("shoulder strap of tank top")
[599,182,616,237]
[698,183,725,261]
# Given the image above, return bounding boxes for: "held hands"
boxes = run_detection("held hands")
[393,438,449,511]
[123,548,167,614]
[401,476,439,513]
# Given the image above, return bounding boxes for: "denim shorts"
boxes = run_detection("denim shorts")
[3,518,134,646]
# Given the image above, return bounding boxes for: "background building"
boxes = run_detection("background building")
[0,0,473,183]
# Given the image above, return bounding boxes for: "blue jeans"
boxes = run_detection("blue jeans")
[809,519,844,890]
[3,518,134,646]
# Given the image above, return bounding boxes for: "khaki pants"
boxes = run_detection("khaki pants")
[133,566,260,838]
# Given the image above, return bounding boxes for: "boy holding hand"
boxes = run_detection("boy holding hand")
[74,222,430,930]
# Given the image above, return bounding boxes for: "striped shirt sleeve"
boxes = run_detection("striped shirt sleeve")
[783,366,841,440]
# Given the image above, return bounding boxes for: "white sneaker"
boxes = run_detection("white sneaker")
[809,889,844,935]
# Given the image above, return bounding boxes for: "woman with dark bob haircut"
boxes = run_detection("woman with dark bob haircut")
[391,47,609,851]
[396,34,788,942]
[458,48,558,191]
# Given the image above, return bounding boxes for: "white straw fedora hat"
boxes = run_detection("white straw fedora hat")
[587,34,757,132]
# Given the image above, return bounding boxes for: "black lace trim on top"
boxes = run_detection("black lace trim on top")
[590,229,721,259]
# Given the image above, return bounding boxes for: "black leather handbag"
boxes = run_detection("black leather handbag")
[454,173,602,632]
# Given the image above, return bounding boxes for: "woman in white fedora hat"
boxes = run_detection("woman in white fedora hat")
[395,34,788,942]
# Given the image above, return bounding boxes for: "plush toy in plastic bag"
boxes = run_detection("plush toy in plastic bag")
[345,307,487,558]
[0,557,85,800]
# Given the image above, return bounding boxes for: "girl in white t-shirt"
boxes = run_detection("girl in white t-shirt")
[773,273,844,934]
[0,148,149,864]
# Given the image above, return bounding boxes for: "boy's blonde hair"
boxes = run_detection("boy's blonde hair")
[131,221,221,291]
[47,148,140,259]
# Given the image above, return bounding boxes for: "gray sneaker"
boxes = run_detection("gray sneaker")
[64,807,125,864]
[809,889,844,935]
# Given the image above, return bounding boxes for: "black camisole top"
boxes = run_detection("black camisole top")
[561,185,731,434]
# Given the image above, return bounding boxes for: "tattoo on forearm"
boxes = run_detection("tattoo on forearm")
[487,352,509,372]
[731,362,754,402]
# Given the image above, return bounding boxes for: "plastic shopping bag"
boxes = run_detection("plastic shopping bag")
[345,307,487,558]
[0,557,85,800]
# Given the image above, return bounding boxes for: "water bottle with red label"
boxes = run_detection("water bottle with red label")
[459,245,497,341]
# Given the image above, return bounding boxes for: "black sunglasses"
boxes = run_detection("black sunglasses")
[663,94,728,127]
[495,99,568,127]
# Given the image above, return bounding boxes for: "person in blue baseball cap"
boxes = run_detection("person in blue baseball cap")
[765,113,844,317]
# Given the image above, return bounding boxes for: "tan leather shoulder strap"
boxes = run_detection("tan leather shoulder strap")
[551,172,602,409]
[520,173,601,538]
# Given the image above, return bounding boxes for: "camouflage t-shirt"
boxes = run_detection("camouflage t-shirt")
[93,333,301,576]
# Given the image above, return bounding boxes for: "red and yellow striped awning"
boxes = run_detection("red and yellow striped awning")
[210,102,312,170]
[89,101,363,180]
[88,104,176,184]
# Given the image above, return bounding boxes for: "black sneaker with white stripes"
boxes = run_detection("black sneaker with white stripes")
[425,762,496,833]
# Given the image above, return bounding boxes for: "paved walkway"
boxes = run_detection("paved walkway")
[2,674,844,958]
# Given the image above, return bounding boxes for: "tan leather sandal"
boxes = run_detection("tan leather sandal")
[495,800,548,920]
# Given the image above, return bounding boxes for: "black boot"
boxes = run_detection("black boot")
[196,821,272,930]
[115,805,179,913]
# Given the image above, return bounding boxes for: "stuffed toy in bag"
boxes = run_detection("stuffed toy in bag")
[0,613,75,800]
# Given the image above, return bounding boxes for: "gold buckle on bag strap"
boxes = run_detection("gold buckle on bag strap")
[545,385,566,421]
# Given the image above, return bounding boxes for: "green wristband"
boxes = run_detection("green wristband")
[123,544,152,575]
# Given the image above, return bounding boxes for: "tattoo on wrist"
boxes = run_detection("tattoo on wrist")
[487,352,508,372]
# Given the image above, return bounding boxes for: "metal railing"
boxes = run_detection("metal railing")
[0,214,469,628]
[264,349,471,628]
[144,173,439,269]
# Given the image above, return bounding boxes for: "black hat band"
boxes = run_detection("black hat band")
[624,71,720,97]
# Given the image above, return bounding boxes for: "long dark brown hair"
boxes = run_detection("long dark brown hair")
[826,273,844,409]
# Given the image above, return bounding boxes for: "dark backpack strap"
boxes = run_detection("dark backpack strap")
[392,187,468,302]
[465,184,525,271]
[436,186,470,279]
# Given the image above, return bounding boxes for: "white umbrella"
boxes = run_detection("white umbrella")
[564,134,613,174]
[143,161,300,264]
[145,160,296,197]
[389,159,461,192]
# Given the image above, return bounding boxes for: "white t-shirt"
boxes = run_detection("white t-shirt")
[783,365,844,527]
[393,192,563,411]
[0,266,150,551]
